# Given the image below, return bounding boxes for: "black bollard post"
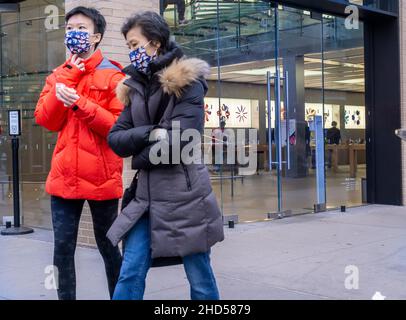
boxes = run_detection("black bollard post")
[1,110,33,236]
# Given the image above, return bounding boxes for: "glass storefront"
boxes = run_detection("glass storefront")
[0,0,65,228]
[163,0,366,222]
[0,0,371,229]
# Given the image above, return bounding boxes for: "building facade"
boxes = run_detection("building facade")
[399,0,406,205]
[0,0,404,246]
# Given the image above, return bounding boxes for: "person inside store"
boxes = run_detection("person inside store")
[305,121,311,169]
[211,118,227,173]
[326,121,341,169]
[34,6,125,300]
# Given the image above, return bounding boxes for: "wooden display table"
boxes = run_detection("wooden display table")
[310,143,366,177]
[348,144,366,178]
[326,144,349,173]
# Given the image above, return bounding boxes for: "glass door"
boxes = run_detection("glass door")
[209,0,280,223]
[268,5,325,217]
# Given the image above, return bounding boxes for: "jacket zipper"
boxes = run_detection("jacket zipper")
[100,145,109,178]
[144,84,152,215]
[144,85,151,123]
[182,163,192,191]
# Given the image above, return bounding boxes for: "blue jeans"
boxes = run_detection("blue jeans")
[113,214,220,300]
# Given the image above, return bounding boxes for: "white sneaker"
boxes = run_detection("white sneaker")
[395,129,406,141]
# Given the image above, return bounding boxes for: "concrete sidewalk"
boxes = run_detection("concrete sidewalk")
[0,205,405,300]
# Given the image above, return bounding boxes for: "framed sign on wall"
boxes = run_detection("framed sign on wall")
[305,103,340,129]
[344,105,366,129]
[204,97,256,128]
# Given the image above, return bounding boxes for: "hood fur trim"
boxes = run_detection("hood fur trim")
[159,58,210,98]
[115,58,210,105]
[116,76,131,106]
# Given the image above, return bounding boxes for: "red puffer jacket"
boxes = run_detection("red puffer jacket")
[35,50,125,200]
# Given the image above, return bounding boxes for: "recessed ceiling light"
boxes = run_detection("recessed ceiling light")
[335,78,365,84]
[305,70,325,77]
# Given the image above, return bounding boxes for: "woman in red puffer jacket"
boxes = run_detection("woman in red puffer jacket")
[34,6,125,301]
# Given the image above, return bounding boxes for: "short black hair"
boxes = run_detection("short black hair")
[121,11,170,53]
[65,7,106,49]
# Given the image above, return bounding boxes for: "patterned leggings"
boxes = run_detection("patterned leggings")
[51,196,122,300]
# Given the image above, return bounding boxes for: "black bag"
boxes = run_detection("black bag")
[121,170,139,211]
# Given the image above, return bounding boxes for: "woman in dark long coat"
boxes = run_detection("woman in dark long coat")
[106,11,224,300]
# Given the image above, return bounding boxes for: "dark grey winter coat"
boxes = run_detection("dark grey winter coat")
[106,43,224,259]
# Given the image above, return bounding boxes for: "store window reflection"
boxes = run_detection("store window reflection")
[0,0,65,229]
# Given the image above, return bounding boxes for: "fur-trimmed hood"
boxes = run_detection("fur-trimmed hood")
[116,57,210,106]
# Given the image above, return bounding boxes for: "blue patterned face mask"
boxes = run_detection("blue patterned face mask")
[64,30,92,55]
[129,41,157,74]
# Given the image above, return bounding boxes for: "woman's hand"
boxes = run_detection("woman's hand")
[55,83,80,108]
[70,54,85,72]
[149,128,169,141]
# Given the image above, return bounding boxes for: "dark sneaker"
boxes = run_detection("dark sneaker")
[179,19,189,26]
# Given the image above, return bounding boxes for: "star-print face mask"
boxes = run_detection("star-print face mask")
[64,30,92,55]
[129,41,157,74]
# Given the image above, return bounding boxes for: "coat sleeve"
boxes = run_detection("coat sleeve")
[54,61,84,88]
[107,102,157,158]
[34,61,88,132]
[72,73,126,138]
[131,81,205,170]
[34,73,69,132]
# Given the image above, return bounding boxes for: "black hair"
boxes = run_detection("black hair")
[65,7,106,49]
[121,11,170,53]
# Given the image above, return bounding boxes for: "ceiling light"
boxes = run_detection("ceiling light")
[232,67,274,76]
[335,78,365,84]
[304,70,325,77]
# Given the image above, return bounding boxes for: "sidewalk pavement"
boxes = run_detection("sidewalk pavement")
[0,204,405,300]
